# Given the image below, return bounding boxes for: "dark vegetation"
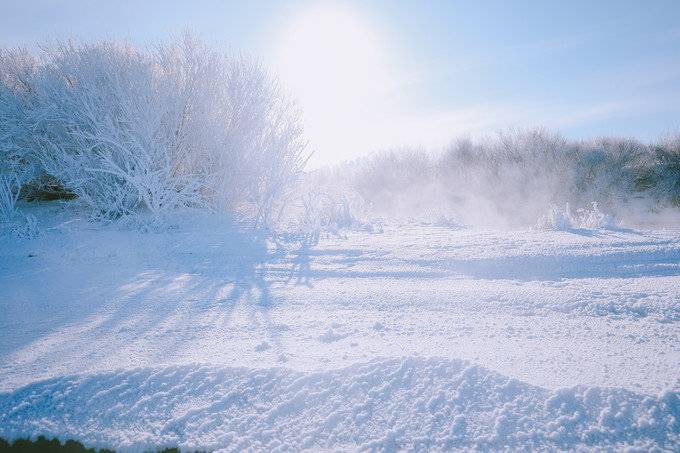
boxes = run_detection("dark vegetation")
[0,436,205,453]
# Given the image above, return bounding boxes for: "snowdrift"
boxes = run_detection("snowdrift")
[0,358,677,452]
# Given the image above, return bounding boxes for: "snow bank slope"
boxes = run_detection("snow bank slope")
[1,358,678,452]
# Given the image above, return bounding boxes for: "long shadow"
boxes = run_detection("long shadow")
[5,226,680,368]
[279,240,680,283]
[0,259,153,358]
[108,230,290,360]
[284,234,315,287]
[216,233,288,356]
[1,228,291,369]
[402,247,680,281]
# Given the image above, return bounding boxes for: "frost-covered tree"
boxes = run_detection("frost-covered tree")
[0,35,308,225]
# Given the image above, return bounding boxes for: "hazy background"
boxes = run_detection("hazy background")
[2,0,680,168]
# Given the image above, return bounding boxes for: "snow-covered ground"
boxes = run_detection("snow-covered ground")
[1,203,679,451]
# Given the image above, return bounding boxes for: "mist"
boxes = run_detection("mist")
[291,128,680,231]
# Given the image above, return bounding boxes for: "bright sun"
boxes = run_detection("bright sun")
[274,5,392,166]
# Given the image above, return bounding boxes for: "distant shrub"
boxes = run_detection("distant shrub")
[650,136,680,206]
[350,148,434,216]
[304,129,680,227]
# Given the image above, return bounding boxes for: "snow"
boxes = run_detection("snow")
[1,203,679,451]
[1,359,678,452]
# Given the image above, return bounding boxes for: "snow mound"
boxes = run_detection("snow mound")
[1,358,677,452]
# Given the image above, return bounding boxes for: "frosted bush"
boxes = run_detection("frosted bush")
[0,49,40,203]
[0,35,307,226]
[0,49,37,175]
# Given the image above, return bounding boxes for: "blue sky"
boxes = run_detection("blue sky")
[3,0,680,166]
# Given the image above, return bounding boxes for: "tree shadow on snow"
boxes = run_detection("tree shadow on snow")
[275,237,680,283]
[0,228,294,373]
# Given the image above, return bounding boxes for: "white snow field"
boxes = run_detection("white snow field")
[1,204,679,451]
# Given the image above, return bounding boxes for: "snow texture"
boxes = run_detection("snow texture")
[1,359,678,452]
[1,204,679,451]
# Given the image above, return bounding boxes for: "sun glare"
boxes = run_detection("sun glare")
[274,5,392,166]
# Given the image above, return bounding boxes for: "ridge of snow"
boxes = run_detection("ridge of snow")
[1,358,678,452]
